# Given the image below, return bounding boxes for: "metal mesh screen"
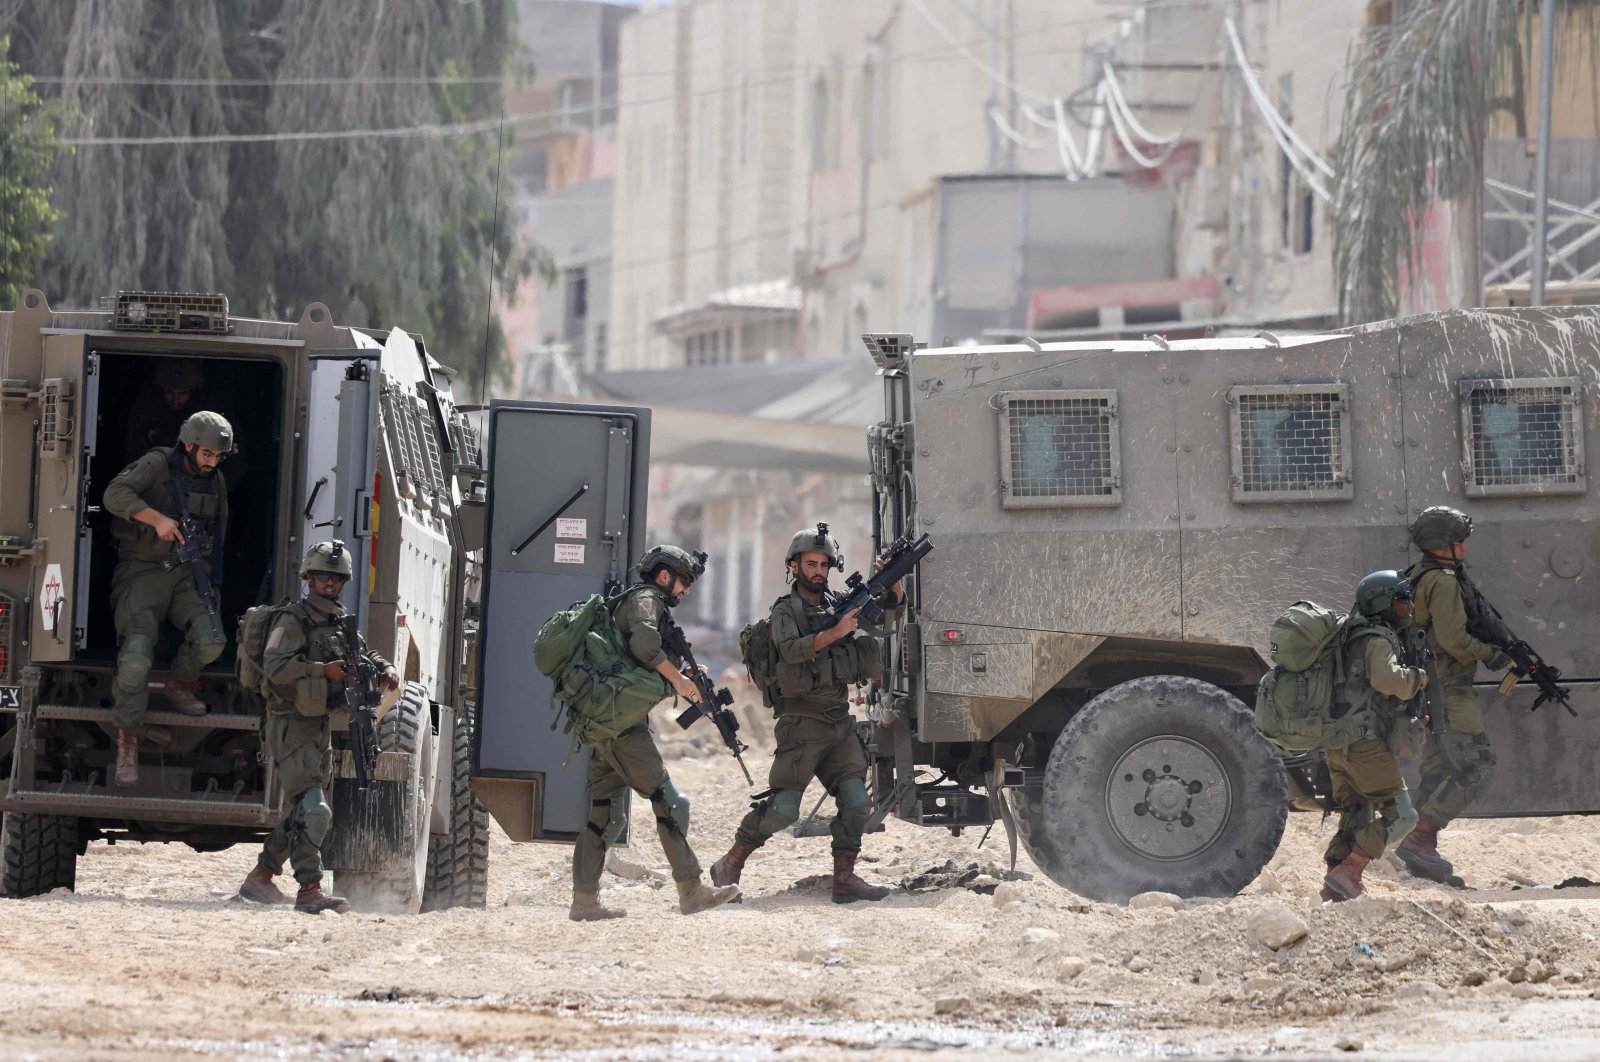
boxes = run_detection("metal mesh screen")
[0,591,13,683]
[1236,390,1345,494]
[1006,396,1116,499]
[1467,383,1580,488]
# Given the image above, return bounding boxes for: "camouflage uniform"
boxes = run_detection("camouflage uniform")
[255,593,392,887]
[572,584,703,891]
[1322,623,1423,867]
[730,589,893,856]
[101,445,230,736]
[1409,555,1500,827]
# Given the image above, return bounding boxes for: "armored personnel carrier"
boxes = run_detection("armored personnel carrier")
[0,289,648,911]
[861,307,1600,902]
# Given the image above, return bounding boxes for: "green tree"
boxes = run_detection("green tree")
[0,34,64,309]
[0,0,529,392]
[1333,1,1600,324]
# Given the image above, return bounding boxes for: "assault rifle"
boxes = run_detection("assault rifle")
[663,622,754,786]
[1462,585,1576,717]
[823,533,934,631]
[161,512,221,639]
[1402,626,1446,735]
[337,613,382,791]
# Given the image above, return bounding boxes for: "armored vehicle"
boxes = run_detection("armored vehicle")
[861,307,1600,902]
[0,289,641,911]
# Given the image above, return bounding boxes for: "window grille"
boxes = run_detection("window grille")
[997,390,1121,508]
[1460,378,1585,497]
[1228,384,1353,503]
[0,591,13,684]
[38,378,73,460]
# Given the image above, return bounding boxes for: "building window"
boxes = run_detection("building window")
[1460,378,1585,496]
[1228,384,1353,502]
[592,323,608,373]
[997,390,1121,508]
[565,267,588,328]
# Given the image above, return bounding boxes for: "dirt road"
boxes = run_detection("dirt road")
[5,729,1600,1060]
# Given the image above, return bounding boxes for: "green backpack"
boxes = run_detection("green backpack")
[534,589,670,747]
[738,605,782,709]
[1254,601,1372,753]
[236,598,299,698]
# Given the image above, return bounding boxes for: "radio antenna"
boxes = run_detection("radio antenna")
[478,106,506,413]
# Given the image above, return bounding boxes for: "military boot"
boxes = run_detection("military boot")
[1395,817,1465,887]
[676,875,740,914]
[1322,849,1371,901]
[709,841,756,890]
[113,730,139,787]
[294,881,350,914]
[163,679,209,717]
[569,890,626,921]
[239,865,290,905]
[831,850,892,904]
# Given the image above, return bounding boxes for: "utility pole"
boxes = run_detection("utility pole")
[1531,0,1558,306]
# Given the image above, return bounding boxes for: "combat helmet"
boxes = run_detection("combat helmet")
[635,544,707,583]
[1353,570,1412,617]
[300,540,354,579]
[1408,505,1472,551]
[785,521,843,571]
[155,360,204,393]
[178,410,236,454]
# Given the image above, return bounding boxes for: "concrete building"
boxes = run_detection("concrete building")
[503,0,635,395]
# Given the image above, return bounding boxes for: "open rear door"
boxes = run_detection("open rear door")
[472,401,649,843]
[301,340,382,625]
[30,335,95,659]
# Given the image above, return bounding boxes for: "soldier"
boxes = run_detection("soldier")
[569,545,741,921]
[710,523,901,904]
[1320,571,1426,901]
[101,410,235,786]
[1395,506,1510,886]
[123,360,209,459]
[238,540,399,914]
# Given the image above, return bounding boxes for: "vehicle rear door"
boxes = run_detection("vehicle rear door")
[473,401,650,842]
[301,339,382,627]
[31,335,96,659]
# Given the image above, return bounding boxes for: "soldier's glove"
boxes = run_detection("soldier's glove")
[1485,650,1511,672]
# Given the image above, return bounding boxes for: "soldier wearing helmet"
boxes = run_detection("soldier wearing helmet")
[123,358,217,458]
[709,522,904,905]
[100,409,239,787]
[238,540,399,914]
[567,544,740,922]
[1318,571,1428,902]
[1394,505,1511,887]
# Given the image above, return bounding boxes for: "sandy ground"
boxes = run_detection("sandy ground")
[6,713,1600,1061]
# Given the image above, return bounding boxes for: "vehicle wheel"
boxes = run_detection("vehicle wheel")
[421,703,489,912]
[332,682,435,915]
[1,813,80,898]
[1013,675,1287,903]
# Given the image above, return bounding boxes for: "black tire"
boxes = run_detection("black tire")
[333,682,434,914]
[1,813,80,898]
[421,704,489,912]
[1012,675,1287,903]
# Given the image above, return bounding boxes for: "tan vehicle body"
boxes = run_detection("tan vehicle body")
[863,308,1600,900]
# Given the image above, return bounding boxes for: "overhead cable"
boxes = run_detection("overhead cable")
[1221,16,1331,200]
[1099,61,1181,145]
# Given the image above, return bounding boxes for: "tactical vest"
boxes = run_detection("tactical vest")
[772,590,879,703]
[263,599,353,718]
[1333,621,1406,722]
[111,448,224,562]
[1406,556,1492,672]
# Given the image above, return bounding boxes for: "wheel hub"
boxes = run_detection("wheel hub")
[1105,735,1230,861]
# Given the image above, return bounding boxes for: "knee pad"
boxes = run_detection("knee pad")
[586,798,628,846]
[834,776,872,835]
[189,629,227,664]
[299,787,333,847]
[756,788,803,834]
[115,634,156,693]
[651,781,691,836]
[1383,790,1419,849]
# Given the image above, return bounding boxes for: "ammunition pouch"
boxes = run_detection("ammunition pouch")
[291,675,329,718]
